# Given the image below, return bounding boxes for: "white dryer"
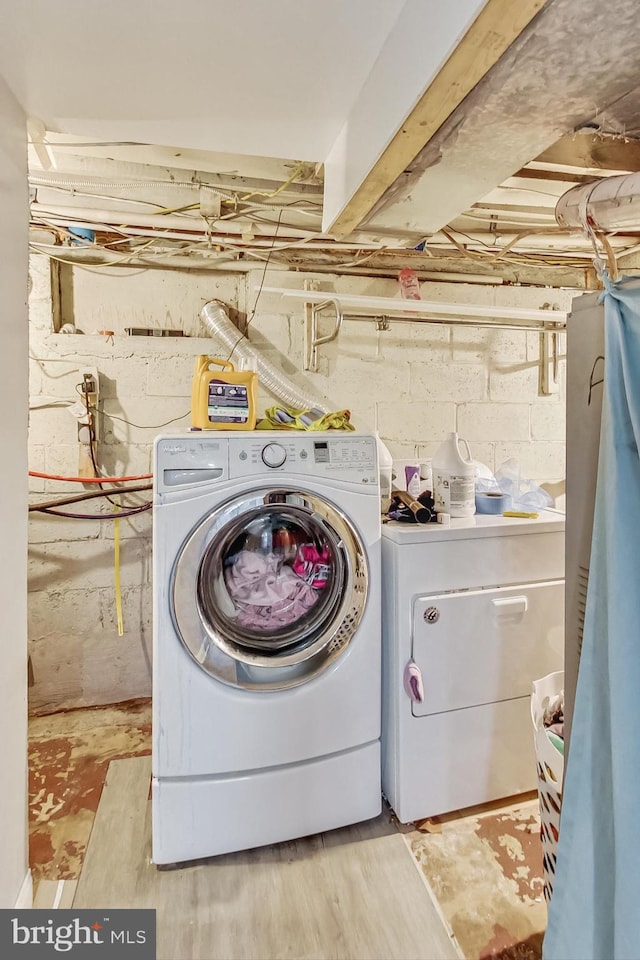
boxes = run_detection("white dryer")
[381,513,565,824]
[152,432,381,864]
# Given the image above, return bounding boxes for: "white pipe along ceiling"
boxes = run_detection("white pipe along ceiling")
[556,174,640,233]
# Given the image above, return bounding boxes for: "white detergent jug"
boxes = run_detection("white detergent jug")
[432,432,476,517]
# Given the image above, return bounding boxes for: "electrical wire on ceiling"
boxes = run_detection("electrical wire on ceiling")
[29,151,628,274]
[43,212,325,248]
[30,214,323,250]
[28,164,324,256]
[34,183,180,212]
[30,174,240,201]
[442,227,580,265]
[29,173,322,219]
[28,239,157,268]
[239,160,307,203]
[28,191,609,274]
[227,210,284,363]
[437,228,595,268]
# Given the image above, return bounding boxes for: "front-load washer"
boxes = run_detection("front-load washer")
[152,431,381,863]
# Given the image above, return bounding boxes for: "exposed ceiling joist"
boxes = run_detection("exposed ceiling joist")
[280,248,597,289]
[513,168,601,185]
[364,0,640,244]
[472,202,557,217]
[325,0,548,240]
[535,131,640,172]
[33,135,317,184]
[34,241,594,290]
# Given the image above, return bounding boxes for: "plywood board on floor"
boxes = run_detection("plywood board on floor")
[74,757,460,960]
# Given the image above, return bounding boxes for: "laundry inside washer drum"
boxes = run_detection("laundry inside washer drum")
[196,506,347,654]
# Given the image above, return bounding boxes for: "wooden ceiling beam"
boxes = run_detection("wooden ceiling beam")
[365,0,640,241]
[273,248,596,290]
[535,132,640,172]
[514,167,599,184]
[325,0,549,240]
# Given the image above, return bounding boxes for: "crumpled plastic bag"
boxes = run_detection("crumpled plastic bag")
[494,458,553,511]
[474,460,502,495]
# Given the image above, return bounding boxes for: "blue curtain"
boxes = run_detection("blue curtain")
[544,278,640,959]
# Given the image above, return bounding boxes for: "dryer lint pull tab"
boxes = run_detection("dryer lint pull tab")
[403,660,424,703]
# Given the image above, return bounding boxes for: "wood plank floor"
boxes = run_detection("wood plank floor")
[73,757,461,960]
[33,879,78,908]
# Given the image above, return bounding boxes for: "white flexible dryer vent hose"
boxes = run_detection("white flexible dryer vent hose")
[199,300,330,414]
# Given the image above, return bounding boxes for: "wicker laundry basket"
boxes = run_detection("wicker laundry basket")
[531,671,564,902]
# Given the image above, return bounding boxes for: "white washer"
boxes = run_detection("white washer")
[152,431,381,864]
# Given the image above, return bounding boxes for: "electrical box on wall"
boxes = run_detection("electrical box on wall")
[66,371,99,436]
[74,368,100,443]
[65,367,100,476]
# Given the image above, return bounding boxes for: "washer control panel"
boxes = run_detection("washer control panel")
[231,433,377,485]
[155,433,378,490]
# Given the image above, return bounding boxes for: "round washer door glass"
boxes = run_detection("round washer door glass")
[171,489,369,690]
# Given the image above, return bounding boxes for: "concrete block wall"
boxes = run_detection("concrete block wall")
[252,272,573,479]
[28,257,241,712]
[28,257,575,712]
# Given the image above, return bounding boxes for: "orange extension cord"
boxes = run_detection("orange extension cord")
[29,470,152,483]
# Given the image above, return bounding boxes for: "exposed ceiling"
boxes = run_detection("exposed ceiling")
[7,0,640,289]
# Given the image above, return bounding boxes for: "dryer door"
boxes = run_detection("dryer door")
[171,488,369,690]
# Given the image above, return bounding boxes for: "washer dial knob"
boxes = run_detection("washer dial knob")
[261,442,287,468]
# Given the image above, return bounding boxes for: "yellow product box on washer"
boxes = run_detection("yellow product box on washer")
[191,356,258,430]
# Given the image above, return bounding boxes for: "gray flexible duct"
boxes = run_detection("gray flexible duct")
[199,300,330,413]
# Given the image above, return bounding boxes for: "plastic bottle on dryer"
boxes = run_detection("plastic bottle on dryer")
[432,432,476,517]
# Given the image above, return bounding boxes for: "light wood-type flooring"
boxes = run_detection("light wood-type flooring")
[72,756,461,960]
[29,702,546,959]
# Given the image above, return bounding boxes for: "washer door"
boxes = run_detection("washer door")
[171,488,369,690]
